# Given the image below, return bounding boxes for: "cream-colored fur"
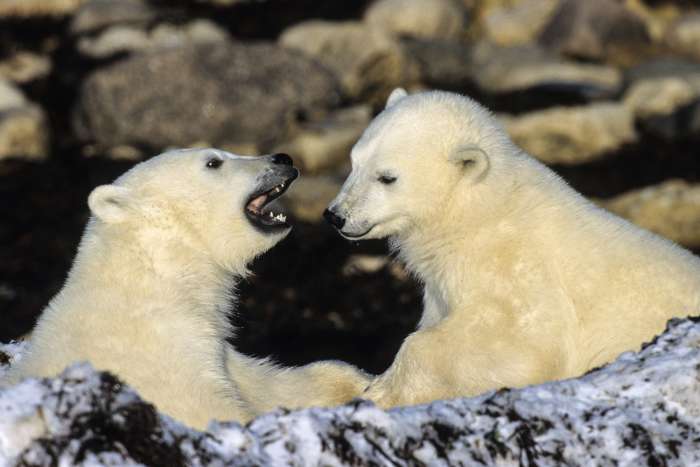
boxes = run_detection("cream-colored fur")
[3,148,369,429]
[226,351,369,414]
[327,89,700,408]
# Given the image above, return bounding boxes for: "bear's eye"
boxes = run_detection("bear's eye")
[377,174,397,185]
[206,158,223,169]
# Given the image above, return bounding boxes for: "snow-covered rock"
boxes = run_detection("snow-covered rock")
[1,317,700,466]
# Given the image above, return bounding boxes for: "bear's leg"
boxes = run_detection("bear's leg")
[226,347,372,414]
[363,319,565,408]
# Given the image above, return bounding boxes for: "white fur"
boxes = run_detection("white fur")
[3,148,369,428]
[328,90,700,408]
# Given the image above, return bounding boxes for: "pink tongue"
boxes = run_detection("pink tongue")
[247,193,268,213]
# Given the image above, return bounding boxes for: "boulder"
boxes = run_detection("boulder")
[625,58,700,84]
[0,0,84,17]
[0,81,49,160]
[0,52,51,84]
[76,19,230,59]
[665,12,700,61]
[637,98,700,141]
[0,80,27,112]
[502,103,636,165]
[364,0,467,41]
[470,42,621,98]
[538,0,651,64]
[0,107,49,161]
[601,180,700,249]
[283,175,344,223]
[624,59,700,139]
[73,41,341,151]
[2,317,700,465]
[279,20,415,104]
[274,105,370,174]
[480,0,560,46]
[69,0,156,35]
[624,75,700,120]
[401,38,473,90]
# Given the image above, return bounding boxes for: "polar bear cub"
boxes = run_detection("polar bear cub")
[3,148,369,429]
[325,89,700,408]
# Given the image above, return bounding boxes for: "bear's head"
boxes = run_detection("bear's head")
[325,89,516,241]
[87,148,298,272]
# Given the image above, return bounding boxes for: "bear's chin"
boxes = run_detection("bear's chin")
[245,199,292,234]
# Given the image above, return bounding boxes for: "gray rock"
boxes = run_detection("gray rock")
[364,0,467,41]
[401,38,473,90]
[283,174,344,223]
[70,0,156,35]
[502,103,637,165]
[624,75,700,120]
[0,80,26,112]
[76,19,230,59]
[0,0,84,17]
[481,0,560,46]
[342,254,390,276]
[73,41,341,150]
[279,20,416,104]
[538,0,651,63]
[665,12,700,61]
[601,180,700,249]
[76,26,151,58]
[0,81,49,160]
[637,97,700,141]
[403,39,622,103]
[0,52,51,84]
[471,42,622,98]
[625,58,700,84]
[624,60,700,127]
[2,317,700,465]
[0,106,50,161]
[274,105,371,174]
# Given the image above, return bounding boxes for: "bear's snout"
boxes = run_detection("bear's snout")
[271,153,293,166]
[323,209,346,229]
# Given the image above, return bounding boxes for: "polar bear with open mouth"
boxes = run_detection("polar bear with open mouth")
[2,148,369,429]
[325,89,700,408]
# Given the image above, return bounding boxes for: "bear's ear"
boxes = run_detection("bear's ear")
[385,87,408,109]
[449,144,490,183]
[88,184,132,224]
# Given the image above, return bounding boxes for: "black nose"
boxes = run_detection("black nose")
[323,209,345,229]
[271,153,293,166]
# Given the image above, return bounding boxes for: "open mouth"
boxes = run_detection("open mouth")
[245,173,297,232]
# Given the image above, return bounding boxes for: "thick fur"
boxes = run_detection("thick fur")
[226,351,369,414]
[327,90,700,408]
[3,148,369,429]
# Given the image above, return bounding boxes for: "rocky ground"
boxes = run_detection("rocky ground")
[2,317,700,466]
[1,0,700,376]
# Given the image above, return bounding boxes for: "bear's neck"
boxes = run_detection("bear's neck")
[54,223,236,353]
[396,157,581,325]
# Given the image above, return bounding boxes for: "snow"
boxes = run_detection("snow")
[0,341,26,381]
[1,317,699,466]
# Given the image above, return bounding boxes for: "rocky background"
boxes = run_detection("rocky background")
[1,0,699,375]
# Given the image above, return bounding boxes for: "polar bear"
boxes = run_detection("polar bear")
[2,148,369,429]
[325,89,700,408]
